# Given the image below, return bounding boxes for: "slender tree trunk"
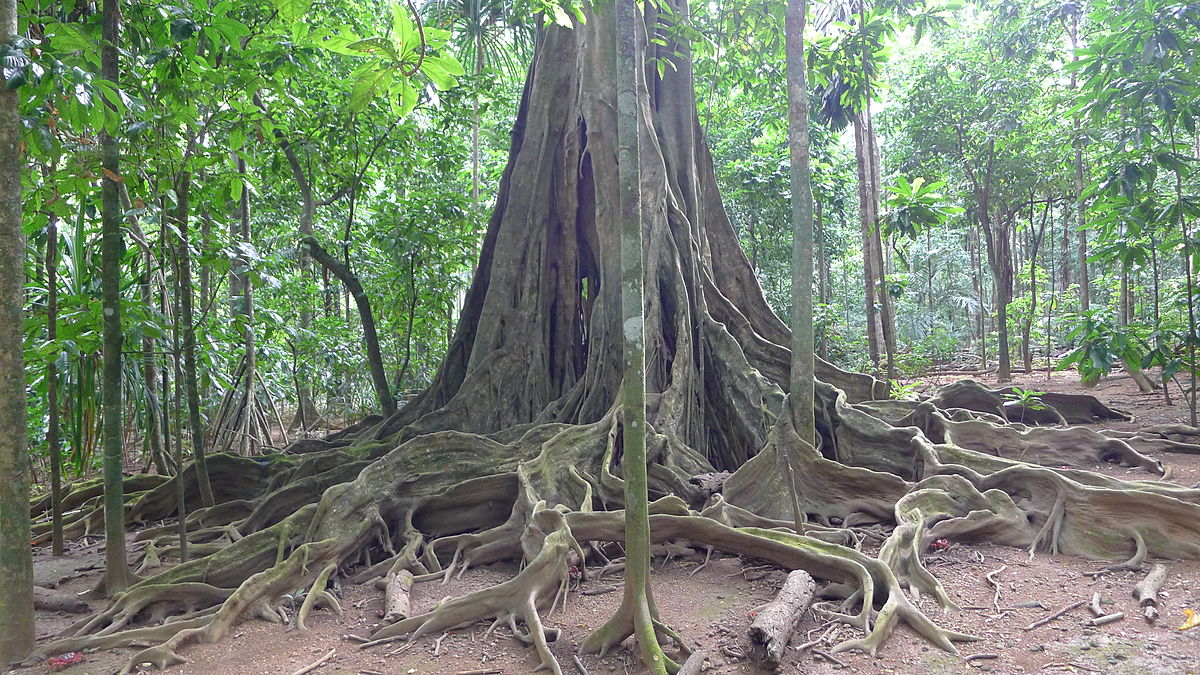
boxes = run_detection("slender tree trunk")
[471,42,483,214]
[0,0,35,653]
[228,155,245,315]
[866,111,896,381]
[785,0,814,540]
[238,157,257,454]
[1070,15,1090,314]
[1022,198,1050,374]
[970,225,988,368]
[1173,128,1198,425]
[100,0,132,595]
[984,213,1013,383]
[278,139,321,429]
[816,201,829,359]
[44,216,66,555]
[393,252,418,394]
[131,207,168,475]
[1060,205,1071,292]
[168,243,188,563]
[302,238,397,416]
[609,1,663,668]
[853,115,882,370]
[175,166,215,508]
[1119,265,1130,325]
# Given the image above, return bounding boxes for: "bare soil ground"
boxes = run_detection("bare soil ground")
[13,372,1200,675]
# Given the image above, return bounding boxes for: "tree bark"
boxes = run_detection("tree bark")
[383,569,413,622]
[1172,128,1198,425]
[0,0,34,654]
[302,237,397,417]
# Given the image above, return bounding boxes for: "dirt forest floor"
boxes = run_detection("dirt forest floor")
[14,372,1200,675]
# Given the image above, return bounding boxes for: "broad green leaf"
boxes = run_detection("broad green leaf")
[420,55,464,90]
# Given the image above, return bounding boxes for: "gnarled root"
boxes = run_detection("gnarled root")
[367,506,581,674]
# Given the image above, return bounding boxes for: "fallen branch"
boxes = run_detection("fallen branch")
[1132,563,1167,623]
[965,653,999,662]
[1083,612,1124,627]
[571,654,590,675]
[1023,600,1085,631]
[289,648,334,675]
[812,648,846,667]
[1088,592,1103,617]
[985,565,1006,614]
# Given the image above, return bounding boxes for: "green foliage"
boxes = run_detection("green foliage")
[880,176,962,239]
[1003,387,1045,411]
[1056,309,1145,386]
[889,379,924,401]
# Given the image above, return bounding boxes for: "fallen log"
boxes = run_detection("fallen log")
[677,650,709,675]
[747,570,815,670]
[383,569,414,623]
[1132,563,1167,623]
[33,586,90,614]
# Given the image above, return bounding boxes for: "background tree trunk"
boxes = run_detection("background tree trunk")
[853,115,883,371]
[238,156,257,454]
[1070,14,1090,314]
[48,216,65,555]
[302,237,397,417]
[279,138,321,430]
[816,201,829,359]
[175,166,215,508]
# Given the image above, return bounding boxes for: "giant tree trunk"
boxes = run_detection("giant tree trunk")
[0,0,34,656]
[45,3,1200,674]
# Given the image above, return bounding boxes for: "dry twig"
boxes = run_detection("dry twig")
[289,648,335,675]
[1023,600,1085,631]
